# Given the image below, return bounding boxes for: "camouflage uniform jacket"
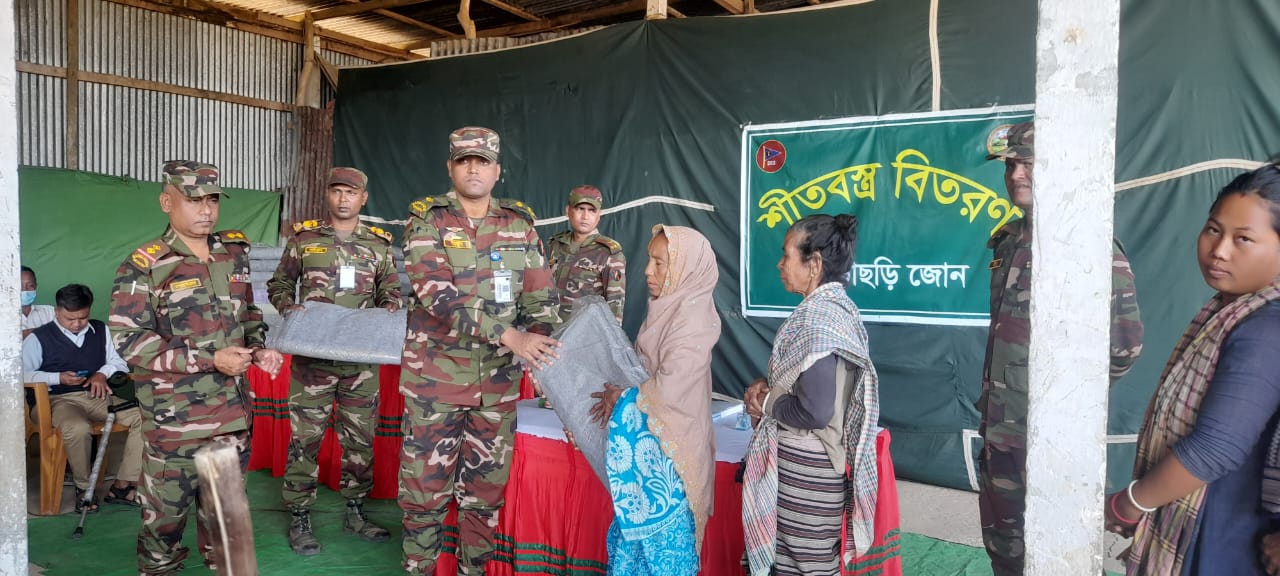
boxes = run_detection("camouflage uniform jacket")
[401,192,560,407]
[980,218,1144,436]
[546,230,626,323]
[109,227,266,444]
[266,220,401,311]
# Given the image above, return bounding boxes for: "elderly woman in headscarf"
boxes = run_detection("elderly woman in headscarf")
[740,213,879,576]
[1105,164,1280,575]
[587,224,721,576]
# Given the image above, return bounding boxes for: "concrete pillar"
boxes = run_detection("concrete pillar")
[0,0,30,569]
[1024,0,1120,574]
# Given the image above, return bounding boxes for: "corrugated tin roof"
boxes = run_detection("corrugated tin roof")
[206,0,819,58]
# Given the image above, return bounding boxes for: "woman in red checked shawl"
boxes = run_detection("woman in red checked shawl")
[1105,164,1280,576]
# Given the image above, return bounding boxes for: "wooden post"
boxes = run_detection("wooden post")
[294,12,320,109]
[1024,0,1120,574]
[645,0,667,20]
[0,0,30,564]
[195,444,257,576]
[65,0,80,169]
[458,0,476,40]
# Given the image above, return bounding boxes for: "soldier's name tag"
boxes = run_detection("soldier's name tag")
[170,278,202,291]
[493,270,514,303]
[229,273,252,283]
[339,265,356,289]
[304,246,328,255]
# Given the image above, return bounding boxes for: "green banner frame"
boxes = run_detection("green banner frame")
[741,106,1034,325]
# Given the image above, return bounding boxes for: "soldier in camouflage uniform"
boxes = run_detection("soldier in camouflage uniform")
[109,161,285,576]
[267,167,402,555]
[979,122,1144,575]
[398,127,561,575]
[546,185,626,323]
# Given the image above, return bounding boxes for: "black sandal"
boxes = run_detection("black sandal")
[103,484,141,508]
[74,489,99,514]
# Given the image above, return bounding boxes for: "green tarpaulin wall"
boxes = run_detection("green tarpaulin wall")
[19,167,282,323]
[333,0,1280,490]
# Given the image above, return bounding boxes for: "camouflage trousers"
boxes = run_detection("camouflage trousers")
[978,421,1027,576]
[399,399,516,575]
[137,430,250,576]
[282,357,379,508]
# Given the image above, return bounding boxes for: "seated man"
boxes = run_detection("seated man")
[20,266,55,338]
[22,283,143,513]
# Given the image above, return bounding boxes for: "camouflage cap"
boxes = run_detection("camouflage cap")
[162,160,228,197]
[327,167,368,190]
[568,185,603,209]
[449,126,500,162]
[986,121,1034,161]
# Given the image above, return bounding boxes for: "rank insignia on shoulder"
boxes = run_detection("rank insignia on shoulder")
[131,242,166,270]
[294,220,325,234]
[220,230,249,243]
[368,226,393,243]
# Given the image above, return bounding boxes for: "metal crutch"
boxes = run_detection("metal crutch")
[72,398,138,539]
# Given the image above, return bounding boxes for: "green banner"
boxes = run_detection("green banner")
[741,106,1034,325]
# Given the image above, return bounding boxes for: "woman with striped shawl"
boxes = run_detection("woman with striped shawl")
[1105,164,1280,575]
[741,213,880,576]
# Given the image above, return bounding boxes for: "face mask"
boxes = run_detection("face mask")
[20,291,36,307]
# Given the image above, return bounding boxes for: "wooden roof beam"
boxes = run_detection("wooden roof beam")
[709,0,746,14]
[479,0,644,36]
[284,0,460,37]
[478,0,540,21]
[103,0,425,60]
[375,9,459,38]
[646,0,666,20]
[304,0,434,21]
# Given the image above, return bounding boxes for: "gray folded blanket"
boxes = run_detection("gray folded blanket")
[264,301,407,365]
[532,296,650,484]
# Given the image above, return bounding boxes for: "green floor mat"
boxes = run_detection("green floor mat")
[29,470,405,575]
[31,470,1113,576]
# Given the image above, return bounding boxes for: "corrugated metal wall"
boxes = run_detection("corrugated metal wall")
[428,28,601,57]
[15,0,374,193]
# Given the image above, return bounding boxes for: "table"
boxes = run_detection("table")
[248,360,902,575]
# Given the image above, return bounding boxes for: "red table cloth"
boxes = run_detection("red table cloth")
[248,360,902,575]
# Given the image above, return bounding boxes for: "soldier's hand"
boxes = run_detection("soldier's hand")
[1261,531,1280,575]
[283,304,305,315]
[382,301,401,313]
[86,372,110,399]
[214,346,255,376]
[58,371,88,386]
[500,330,562,370]
[252,348,286,378]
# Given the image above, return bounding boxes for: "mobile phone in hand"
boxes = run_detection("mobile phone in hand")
[75,370,90,378]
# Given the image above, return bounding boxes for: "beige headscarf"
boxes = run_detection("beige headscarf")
[634,224,722,547]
